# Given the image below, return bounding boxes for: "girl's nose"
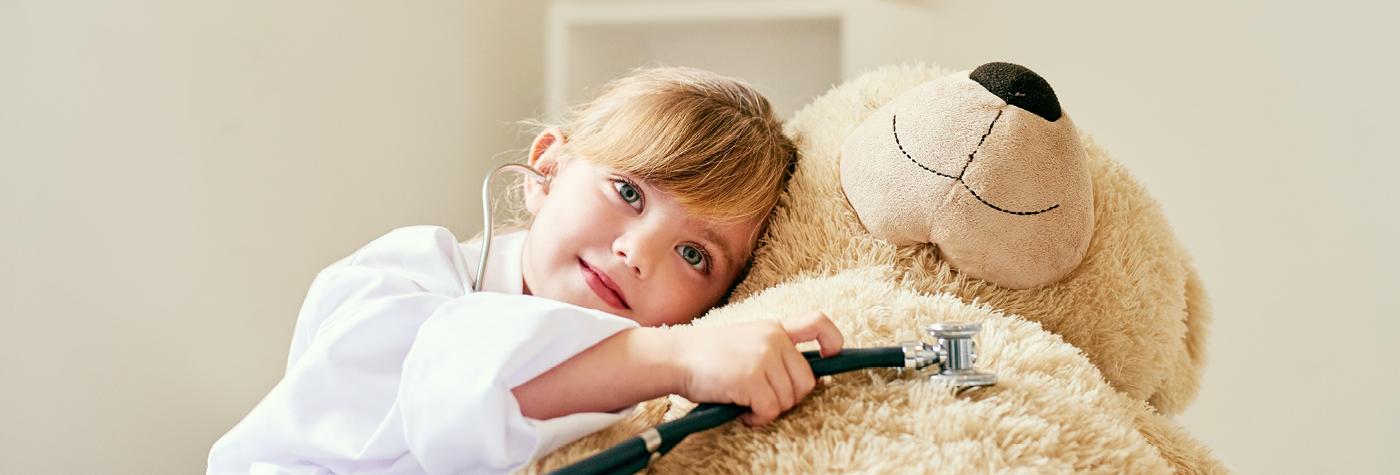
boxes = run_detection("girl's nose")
[613,225,666,279]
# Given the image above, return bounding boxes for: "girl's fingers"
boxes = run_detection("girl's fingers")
[768,353,796,412]
[743,378,780,426]
[781,345,817,400]
[781,312,845,357]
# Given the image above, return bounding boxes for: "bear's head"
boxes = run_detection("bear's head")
[842,62,1093,290]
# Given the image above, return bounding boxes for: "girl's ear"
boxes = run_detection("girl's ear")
[524,127,566,215]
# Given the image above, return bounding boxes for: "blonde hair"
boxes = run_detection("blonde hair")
[553,67,795,226]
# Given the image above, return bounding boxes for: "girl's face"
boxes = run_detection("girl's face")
[521,132,761,326]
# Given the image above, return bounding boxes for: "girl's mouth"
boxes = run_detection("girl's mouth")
[578,258,630,311]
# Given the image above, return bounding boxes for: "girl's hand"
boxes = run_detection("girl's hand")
[673,312,844,426]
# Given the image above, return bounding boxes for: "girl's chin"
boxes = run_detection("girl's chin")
[525,274,637,319]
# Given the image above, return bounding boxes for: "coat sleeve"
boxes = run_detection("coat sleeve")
[208,226,640,475]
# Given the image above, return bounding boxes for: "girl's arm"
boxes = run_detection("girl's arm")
[512,312,844,425]
[511,327,683,420]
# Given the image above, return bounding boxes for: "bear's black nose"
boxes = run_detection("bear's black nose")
[969,62,1062,122]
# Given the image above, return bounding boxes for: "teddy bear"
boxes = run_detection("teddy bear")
[528,62,1224,473]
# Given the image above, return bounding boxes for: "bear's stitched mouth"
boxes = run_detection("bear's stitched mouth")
[892,112,1060,216]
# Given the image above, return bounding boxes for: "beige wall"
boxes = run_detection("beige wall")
[0,0,546,473]
[2,0,1396,474]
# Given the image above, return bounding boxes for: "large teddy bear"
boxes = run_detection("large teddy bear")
[529,62,1224,473]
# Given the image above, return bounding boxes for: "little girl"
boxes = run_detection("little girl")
[207,67,844,474]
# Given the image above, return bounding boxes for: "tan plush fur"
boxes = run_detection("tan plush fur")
[738,63,1210,415]
[526,64,1222,473]
[528,271,1223,473]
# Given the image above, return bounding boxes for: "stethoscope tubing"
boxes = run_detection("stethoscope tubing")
[476,163,548,292]
[550,347,907,475]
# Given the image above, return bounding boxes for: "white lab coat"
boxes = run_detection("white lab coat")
[208,226,640,475]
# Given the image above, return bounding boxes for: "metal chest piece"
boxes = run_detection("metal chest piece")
[906,322,997,390]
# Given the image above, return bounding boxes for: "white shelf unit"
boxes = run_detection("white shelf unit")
[545,0,852,120]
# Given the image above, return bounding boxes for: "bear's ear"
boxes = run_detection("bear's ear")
[840,64,1094,289]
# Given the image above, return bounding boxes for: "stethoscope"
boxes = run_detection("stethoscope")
[475,163,999,474]
[474,163,549,292]
[550,323,998,475]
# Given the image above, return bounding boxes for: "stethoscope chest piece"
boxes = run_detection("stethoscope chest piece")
[918,322,998,390]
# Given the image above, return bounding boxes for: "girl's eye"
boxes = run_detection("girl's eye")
[612,179,644,211]
[676,244,709,272]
